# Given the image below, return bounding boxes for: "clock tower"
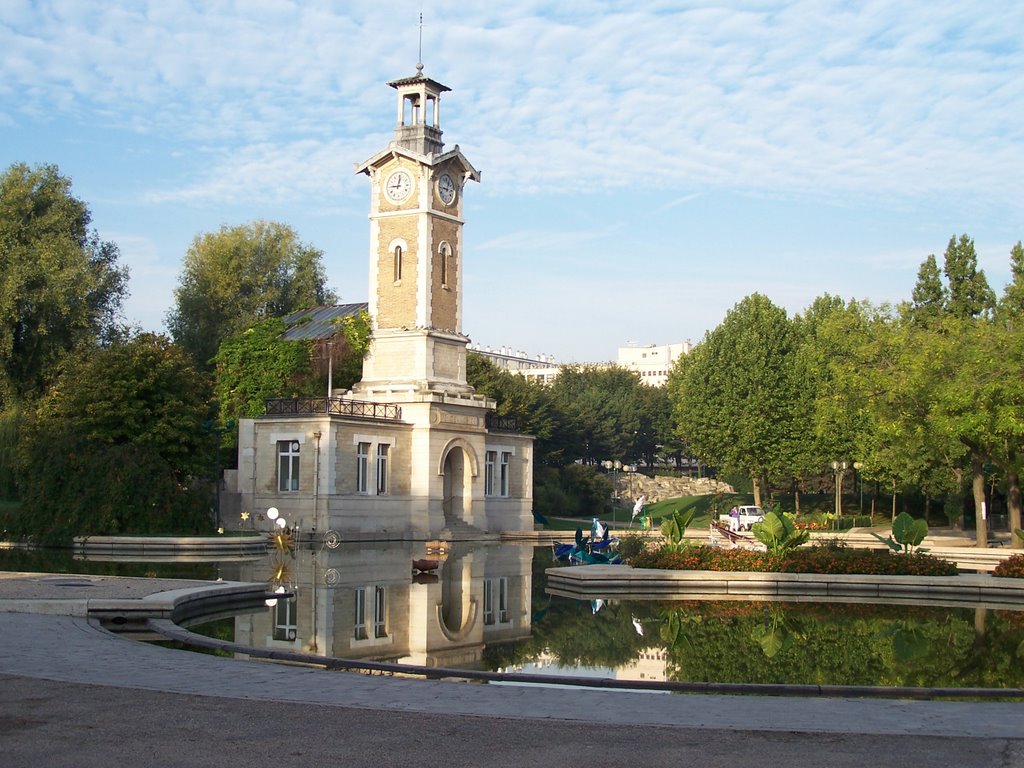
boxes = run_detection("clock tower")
[353,63,481,399]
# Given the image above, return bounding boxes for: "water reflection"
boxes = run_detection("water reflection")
[6,543,1023,691]
[222,541,533,669]
[215,543,1024,691]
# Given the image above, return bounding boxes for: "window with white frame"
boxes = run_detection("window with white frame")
[498,577,509,623]
[356,442,370,493]
[483,578,494,625]
[483,578,509,625]
[277,440,300,492]
[374,586,387,638]
[500,451,511,497]
[484,450,496,496]
[376,443,389,495]
[354,587,367,640]
[272,596,297,641]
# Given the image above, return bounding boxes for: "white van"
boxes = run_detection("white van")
[719,505,765,531]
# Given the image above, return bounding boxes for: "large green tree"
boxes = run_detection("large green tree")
[9,333,214,540]
[214,311,371,430]
[550,365,646,466]
[0,163,128,405]
[669,293,798,506]
[167,220,336,368]
[942,233,996,320]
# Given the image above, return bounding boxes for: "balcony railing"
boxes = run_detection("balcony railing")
[264,397,403,422]
[486,413,518,432]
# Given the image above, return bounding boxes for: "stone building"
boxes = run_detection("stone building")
[229,64,534,541]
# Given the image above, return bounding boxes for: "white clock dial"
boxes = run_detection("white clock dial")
[437,173,456,205]
[384,169,413,203]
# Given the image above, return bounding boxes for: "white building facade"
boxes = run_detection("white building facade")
[617,342,691,387]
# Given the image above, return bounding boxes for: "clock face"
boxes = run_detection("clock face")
[437,173,456,205]
[384,169,413,203]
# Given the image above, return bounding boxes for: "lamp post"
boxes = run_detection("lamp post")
[853,462,863,514]
[602,460,622,522]
[831,461,848,522]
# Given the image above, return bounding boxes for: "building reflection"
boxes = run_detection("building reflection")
[226,542,533,669]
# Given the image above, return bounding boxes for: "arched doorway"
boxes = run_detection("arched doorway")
[442,447,465,526]
[439,439,477,527]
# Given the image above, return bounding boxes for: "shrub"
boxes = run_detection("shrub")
[616,535,648,563]
[630,544,957,576]
[993,553,1024,579]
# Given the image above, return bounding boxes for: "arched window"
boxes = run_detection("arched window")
[393,245,403,283]
[439,242,451,288]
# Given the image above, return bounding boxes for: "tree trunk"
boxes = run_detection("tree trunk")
[891,480,897,521]
[794,485,801,515]
[752,475,762,508]
[1008,469,1022,549]
[971,451,988,549]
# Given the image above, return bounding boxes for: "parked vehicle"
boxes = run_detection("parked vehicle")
[718,505,765,531]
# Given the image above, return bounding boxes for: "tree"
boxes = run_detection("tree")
[466,352,562,463]
[10,333,214,540]
[669,293,798,506]
[213,311,371,439]
[550,365,645,465]
[167,220,336,368]
[0,163,128,405]
[942,234,995,320]
[908,254,946,327]
[999,241,1024,326]
[213,317,317,426]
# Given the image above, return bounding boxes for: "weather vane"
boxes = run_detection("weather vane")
[417,12,424,72]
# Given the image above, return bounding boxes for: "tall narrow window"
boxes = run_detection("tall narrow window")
[439,243,451,288]
[500,452,511,497]
[356,442,370,493]
[393,245,403,282]
[498,577,509,623]
[354,588,367,640]
[277,440,300,492]
[376,443,389,495]
[484,450,496,496]
[483,578,494,625]
[374,586,388,638]
[273,596,297,641]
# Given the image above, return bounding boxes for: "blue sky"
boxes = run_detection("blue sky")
[2,1,1022,362]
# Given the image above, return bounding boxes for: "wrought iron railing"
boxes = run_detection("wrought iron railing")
[264,398,402,422]
[486,413,518,432]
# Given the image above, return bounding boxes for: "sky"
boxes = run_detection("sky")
[2,1,1023,363]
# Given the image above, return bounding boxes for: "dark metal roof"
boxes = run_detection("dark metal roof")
[280,303,368,341]
[387,73,451,93]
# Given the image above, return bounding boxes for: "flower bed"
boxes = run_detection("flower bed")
[630,544,958,577]
[993,553,1024,578]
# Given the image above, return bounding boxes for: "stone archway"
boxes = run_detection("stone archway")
[439,439,478,527]
[442,447,465,525]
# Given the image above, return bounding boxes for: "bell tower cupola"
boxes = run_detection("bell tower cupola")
[390,64,450,157]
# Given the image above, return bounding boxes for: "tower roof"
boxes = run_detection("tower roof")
[387,70,451,94]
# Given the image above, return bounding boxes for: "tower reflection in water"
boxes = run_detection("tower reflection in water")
[229,542,533,670]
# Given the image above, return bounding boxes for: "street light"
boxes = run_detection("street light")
[831,461,848,522]
[601,460,623,521]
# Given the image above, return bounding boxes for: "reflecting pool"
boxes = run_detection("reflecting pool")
[4,541,1024,692]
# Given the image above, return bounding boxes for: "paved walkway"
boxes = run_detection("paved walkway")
[1,571,1022,767]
